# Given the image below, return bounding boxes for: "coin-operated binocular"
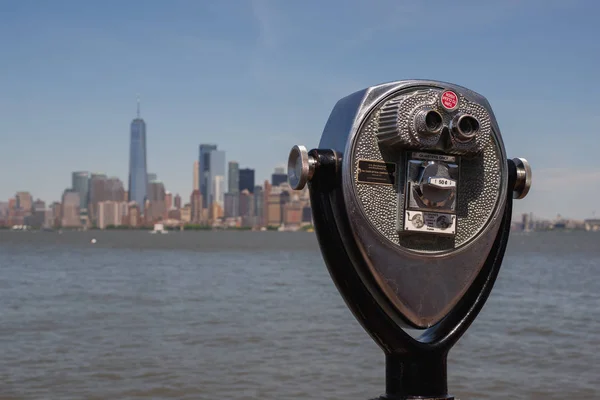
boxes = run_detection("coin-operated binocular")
[288,80,531,400]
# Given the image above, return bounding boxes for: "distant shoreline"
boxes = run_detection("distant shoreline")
[0,225,315,233]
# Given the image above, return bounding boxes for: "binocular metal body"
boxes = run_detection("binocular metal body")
[289,80,531,399]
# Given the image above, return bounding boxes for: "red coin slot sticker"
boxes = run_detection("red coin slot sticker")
[441,90,459,110]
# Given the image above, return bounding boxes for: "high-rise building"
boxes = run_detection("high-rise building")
[190,190,202,223]
[0,202,8,226]
[106,177,125,201]
[147,180,166,222]
[224,193,239,218]
[180,204,192,223]
[228,161,239,194]
[61,190,81,228]
[144,199,151,225]
[279,190,291,223]
[15,192,33,215]
[88,173,107,223]
[72,171,90,212]
[211,202,224,221]
[168,209,181,220]
[239,168,255,193]
[51,202,62,228]
[43,209,54,229]
[147,173,157,182]
[33,199,45,210]
[127,202,141,227]
[283,201,302,226]
[174,193,182,209]
[239,189,254,227]
[262,180,271,227]
[271,167,287,187]
[199,144,217,207]
[212,175,225,209]
[239,189,254,218]
[208,149,226,208]
[253,185,263,226]
[165,191,173,211]
[25,200,47,228]
[193,161,200,192]
[97,201,120,229]
[118,202,128,225]
[128,98,148,210]
[267,187,282,227]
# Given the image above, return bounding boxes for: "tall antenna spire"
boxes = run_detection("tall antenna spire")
[136,94,141,118]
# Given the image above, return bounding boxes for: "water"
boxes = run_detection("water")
[0,230,598,399]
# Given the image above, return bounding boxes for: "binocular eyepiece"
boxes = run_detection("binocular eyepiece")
[288,80,531,400]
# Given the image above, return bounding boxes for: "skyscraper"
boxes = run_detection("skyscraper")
[239,168,255,193]
[210,173,225,220]
[165,191,173,211]
[190,190,202,223]
[199,144,217,208]
[193,161,200,192]
[209,150,226,208]
[61,190,81,228]
[254,185,263,225]
[72,171,90,212]
[15,192,33,216]
[106,177,125,201]
[148,180,166,222]
[271,167,287,187]
[128,98,148,210]
[224,193,239,218]
[212,174,225,209]
[228,161,239,194]
[88,173,107,224]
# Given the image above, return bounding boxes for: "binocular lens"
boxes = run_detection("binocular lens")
[425,110,443,131]
[415,109,444,137]
[459,115,479,136]
[452,114,480,141]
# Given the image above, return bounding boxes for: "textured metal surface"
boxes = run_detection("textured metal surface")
[353,90,501,251]
[353,109,399,241]
[376,89,492,156]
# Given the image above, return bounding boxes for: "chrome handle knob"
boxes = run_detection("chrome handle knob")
[512,157,532,199]
[288,145,316,190]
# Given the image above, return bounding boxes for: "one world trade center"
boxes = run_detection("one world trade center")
[128,98,148,211]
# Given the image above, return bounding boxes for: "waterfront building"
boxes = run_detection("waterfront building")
[72,171,90,212]
[61,190,81,228]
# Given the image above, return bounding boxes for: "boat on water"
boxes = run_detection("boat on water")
[149,223,169,235]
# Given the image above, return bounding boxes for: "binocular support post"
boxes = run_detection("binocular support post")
[290,80,531,400]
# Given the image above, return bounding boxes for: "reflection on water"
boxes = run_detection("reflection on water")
[0,230,598,399]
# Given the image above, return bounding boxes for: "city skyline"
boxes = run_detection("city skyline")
[2,96,600,222]
[1,2,599,220]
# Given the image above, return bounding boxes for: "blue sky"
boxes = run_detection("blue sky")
[1,0,598,220]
